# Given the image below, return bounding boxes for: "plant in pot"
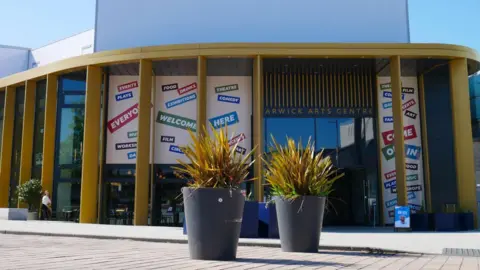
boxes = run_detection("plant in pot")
[263,136,344,253]
[173,125,256,261]
[16,179,43,220]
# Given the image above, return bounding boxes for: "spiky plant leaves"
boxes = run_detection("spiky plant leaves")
[172,124,256,189]
[263,135,344,200]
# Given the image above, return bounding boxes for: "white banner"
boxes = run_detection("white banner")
[377,77,425,224]
[106,76,141,164]
[206,76,252,158]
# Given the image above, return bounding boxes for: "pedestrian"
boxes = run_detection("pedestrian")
[40,191,51,220]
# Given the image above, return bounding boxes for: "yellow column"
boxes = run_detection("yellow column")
[418,74,432,212]
[0,86,16,207]
[17,81,36,208]
[79,66,102,224]
[449,58,477,225]
[134,59,152,226]
[197,56,207,135]
[253,55,264,202]
[390,56,407,206]
[41,74,58,196]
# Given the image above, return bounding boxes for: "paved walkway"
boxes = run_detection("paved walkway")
[1,220,480,255]
[1,234,478,270]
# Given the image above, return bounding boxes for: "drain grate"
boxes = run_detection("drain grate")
[443,248,480,257]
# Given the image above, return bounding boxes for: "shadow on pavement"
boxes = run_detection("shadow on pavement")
[236,257,344,267]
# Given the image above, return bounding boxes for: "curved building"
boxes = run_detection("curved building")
[0,0,479,227]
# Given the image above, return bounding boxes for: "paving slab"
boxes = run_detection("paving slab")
[1,220,480,255]
[0,234,460,270]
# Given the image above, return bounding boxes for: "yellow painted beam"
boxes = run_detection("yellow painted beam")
[449,58,478,226]
[79,66,102,224]
[197,56,207,135]
[253,55,264,202]
[0,43,478,90]
[17,80,36,208]
[97,72,107,222]
[418,74,432,212]
[41,74,58,196]
[390,56,407,206]
[134,60,152,226]
[0,86,16,207]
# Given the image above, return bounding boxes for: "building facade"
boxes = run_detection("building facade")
[0,0,479,227]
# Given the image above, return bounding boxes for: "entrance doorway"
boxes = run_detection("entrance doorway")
[152,182,186,227]
[324,168,369,226]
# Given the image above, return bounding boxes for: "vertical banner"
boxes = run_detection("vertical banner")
[206,76,252,158]
[155,76,198,164]
[377,77,425,224]
[106,76,153,164]
[106,76,140,164]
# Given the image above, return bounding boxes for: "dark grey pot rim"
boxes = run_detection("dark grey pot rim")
[181,187,243,191]
[274,195,327,200]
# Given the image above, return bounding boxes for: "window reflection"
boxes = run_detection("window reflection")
[55,181,81,221]
[31,80,46,179]
[58,108,84,165]
[9,87,25,207]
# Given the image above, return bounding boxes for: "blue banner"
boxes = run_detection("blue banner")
[209,111,239,129]
[165,93,197,109]
[115,91,134,101]
[127,151,136,159]
[217,95,240,104]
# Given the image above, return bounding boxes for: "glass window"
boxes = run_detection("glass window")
[59,168,82,179]
[9,87,25,207]
[64,95,85,105]
[61,78,86,92]
[31,81,47,179]
[105,182,135,225]
[58,107,84,165]
[55,181,81,221]
[265,118,315,152]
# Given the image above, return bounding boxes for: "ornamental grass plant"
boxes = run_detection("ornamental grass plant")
[172,125,256,189]
[263,136,344,200]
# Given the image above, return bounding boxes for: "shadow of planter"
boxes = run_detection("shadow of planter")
[258,202,279,239]
[240,201,259,238]
[434,213,460,231]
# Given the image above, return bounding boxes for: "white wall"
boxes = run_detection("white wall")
[95,0,410,52]
[0,46,29,78]
[29,29,94,68]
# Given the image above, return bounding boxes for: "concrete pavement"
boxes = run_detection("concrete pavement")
[1,220,480,255]
[1,234,479,270]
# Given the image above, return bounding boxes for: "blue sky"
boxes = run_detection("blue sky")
[0,0,479,52]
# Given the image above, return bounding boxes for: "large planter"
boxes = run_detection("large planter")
[410,213,430,231]
[182,187,244,261]
[434,213,459,231]
[459,212,475,231]
[275,196,326,253]
[27,211,38,220]
[240,201,259,238]
[258,202,279,238]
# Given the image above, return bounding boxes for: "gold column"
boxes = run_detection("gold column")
[418,74,432,212]
[0,86,16,207]
[97,72,107,222]
[253,55,264,202]
[390,56,407,206]
[79,66,103,224]
[18,80,36,207]
[197,56,207,135]
[449,58,477,226]
[134,60,153,226]
[41,74,58,197]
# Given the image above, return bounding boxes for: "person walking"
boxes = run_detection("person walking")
[41,191,51,220]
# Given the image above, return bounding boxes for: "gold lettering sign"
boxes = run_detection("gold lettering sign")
[264,107,373,117]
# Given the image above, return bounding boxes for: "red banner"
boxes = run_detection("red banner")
[117,81,138,92]
[107,103,139,133]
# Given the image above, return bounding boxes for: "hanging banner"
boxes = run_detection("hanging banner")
[155,76,198,164]
[106,76,153,164]
[207,76,252,159]
[377,77,425,224]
